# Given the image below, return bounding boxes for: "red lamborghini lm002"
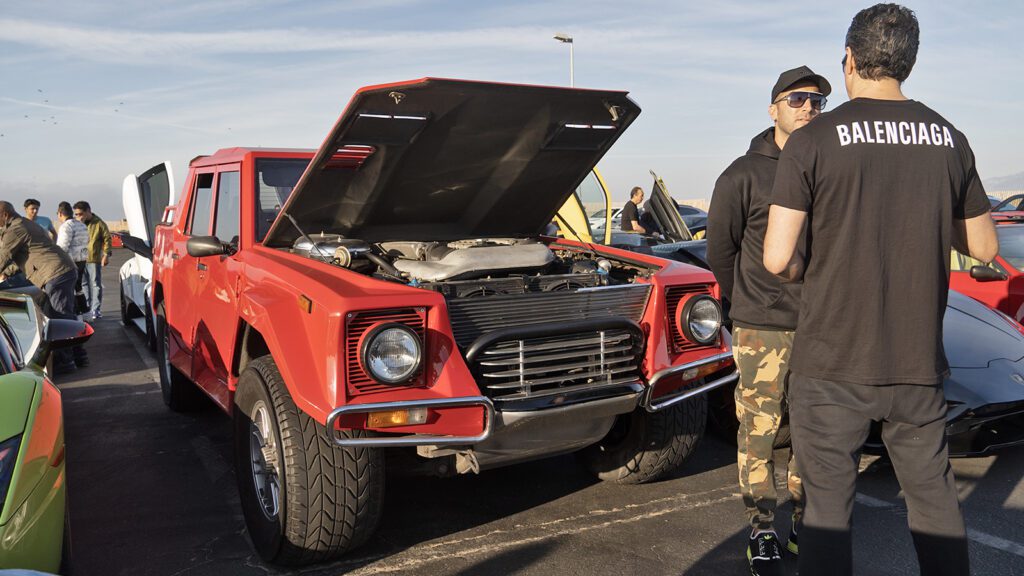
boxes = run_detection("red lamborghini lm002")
[148,78,736,566]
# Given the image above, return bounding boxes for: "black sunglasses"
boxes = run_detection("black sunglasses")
[773,91,827,110]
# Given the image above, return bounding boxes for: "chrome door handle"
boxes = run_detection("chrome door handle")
[197,262,207,271]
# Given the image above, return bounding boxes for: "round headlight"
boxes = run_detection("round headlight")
[677,295,722,345]
[361,323,422,385]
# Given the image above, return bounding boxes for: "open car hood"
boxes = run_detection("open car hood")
[263,78,640,246]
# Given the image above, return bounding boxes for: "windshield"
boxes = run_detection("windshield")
[996,195,1024,212]
[254,158,311,242]
[997,226,1024,270]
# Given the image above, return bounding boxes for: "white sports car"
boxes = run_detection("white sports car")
[118,161,175,349]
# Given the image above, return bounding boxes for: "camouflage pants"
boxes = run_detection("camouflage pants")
[733,326,803,531]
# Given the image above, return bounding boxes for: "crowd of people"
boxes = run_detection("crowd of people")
[0,198,113,375]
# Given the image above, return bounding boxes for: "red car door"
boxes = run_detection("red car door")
[949,252,1024,322]
[166,169,216,377]
[190,166,242,410]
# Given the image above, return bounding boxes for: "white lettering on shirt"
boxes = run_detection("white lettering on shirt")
[874,121,886,143]
[899,122,912,144]
[917,123,932,145]
[851,122,866,144]
[885,121,898,143]
[835,120,955,148]
[837,125,852,146]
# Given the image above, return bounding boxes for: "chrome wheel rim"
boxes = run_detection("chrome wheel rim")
[249,401,280,520]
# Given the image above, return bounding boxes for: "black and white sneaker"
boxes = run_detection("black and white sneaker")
[747,530,783,576]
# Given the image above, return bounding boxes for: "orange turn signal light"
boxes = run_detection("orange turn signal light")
[366,407,428,428]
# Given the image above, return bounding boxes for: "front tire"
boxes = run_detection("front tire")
[234,356,384,565]
[579,394,707,484]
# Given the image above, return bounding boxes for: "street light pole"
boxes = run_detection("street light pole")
[553,33,574,87]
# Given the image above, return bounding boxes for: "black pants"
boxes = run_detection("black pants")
[789,374,968,576]
[43,269,88,366]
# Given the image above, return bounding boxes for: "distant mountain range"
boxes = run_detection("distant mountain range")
[985,172,1024,192]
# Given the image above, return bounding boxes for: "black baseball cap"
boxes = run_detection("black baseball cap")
[771,66,831,102]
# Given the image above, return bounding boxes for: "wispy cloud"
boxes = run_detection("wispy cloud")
[0,97,222,134]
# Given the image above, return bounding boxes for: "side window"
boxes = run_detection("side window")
[214,171,241,244]
[188,173,215,236]
[255,158,310,243]
[576,171,607,221]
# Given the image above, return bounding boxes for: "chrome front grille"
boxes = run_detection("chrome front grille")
[474,329,643,402]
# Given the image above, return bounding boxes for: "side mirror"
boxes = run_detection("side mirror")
[187,236,229,257]
[32,319,94,367]
[969,265,1008,282]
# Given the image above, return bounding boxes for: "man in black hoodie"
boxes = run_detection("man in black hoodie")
[707,65,830,576]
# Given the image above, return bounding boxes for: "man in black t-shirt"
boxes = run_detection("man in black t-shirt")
[764,5,997,576]
[707,65,831,575]
[619,186,646,233]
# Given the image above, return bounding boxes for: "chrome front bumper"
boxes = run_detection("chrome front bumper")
[640,351,738,413]
[325,352,737,448]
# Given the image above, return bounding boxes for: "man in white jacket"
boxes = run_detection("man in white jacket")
[56,201,89,321]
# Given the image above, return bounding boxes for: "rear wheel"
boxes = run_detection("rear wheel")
[119,282,130,326]
[155,304,201,411]
[234,356,384,565]
[579,395,707,484]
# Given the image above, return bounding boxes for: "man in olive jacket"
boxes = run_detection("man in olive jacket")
[0,200,88,371]
[73,200,112,320]
[706,66,830,576]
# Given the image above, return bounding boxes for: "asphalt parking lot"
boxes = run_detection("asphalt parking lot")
[55,249,1024,576]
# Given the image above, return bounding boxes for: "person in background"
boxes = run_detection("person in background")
[56,201,89,316]
[73,200,112,321]
[619,186,647,233]
[764,4,997,575]
[0,200,88,373]
[707,64,830,576]
[24,198,56,240]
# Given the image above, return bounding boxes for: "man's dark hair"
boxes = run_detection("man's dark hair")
[58,204,73,218]
[58,201,71,212]
[846,3,919,82]
[23,198,40,209]
[73,200,91,212]
[630,186,644,199]
[0,201,19,218]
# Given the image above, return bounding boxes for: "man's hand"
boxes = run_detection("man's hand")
[102,254,109,267]
[0,274,6,284]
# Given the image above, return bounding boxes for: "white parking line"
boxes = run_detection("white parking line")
[967,528,1024,558]
[339,485,742,575]
[855,492,1024,559]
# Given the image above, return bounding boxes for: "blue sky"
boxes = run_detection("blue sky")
[1,0,1021,220]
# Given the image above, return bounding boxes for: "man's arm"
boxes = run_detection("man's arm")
[763,205,807,281]
[630,219,646,233]
[101,221,112,266]
[953,212,998,263]
[705,173,746,303]
[0,223,29,275]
